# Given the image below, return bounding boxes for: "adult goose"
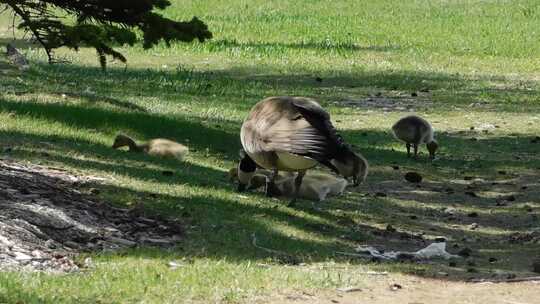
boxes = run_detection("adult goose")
[392,115,438,159]
[238,96,368,203]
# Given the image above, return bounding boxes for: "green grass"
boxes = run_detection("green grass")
[1,0,540,302]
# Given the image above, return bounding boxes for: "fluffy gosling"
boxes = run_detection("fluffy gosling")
[392,115,438,159]
[112,134,188,161]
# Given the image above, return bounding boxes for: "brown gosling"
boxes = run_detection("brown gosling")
[392,115,438,159]
[112,134,188,161]
[238,96,368,204]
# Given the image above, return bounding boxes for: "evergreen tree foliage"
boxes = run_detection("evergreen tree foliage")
[2,0,212,69]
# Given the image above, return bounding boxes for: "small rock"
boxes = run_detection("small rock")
[168,260,185,269]
[375,192,387,198]
[532,258,540,273]
[489,257,498,263]
[458,247,473,257]
[497,170,507,175]
[83,257,94,268]
[437,272,449,277]
[315,76,323,82]
[409,215,418,220]
[13,251,32,260]
[337,287,362,293]
[465,191,477,197]
[469,223,479,230]
[391,165,400,170]
[404,172,422,183]
[389,283,402,291]
[385,224,397,233]
[411,92,418,97]
[162,170,174,176]
[504,195,516,202]
[467,212,479,218]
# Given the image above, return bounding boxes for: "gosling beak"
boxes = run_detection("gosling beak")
[237,183,247,192]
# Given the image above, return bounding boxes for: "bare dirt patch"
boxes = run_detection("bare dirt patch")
[0,159,183,272]
[273,275,540,304]
[333,92,433,112]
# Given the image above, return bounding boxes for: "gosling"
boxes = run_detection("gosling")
[112,134,188,161]
[392,115,438,159]
[229,168,347,201]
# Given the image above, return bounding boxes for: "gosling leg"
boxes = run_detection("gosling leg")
[265,168,279,197]
[413,144,419,159]
[406,143,411,157]
[288,170,306,207]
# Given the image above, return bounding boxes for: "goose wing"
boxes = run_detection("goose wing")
[263,97,344,160]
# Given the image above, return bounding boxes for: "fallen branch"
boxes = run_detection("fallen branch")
[469,276,540,284]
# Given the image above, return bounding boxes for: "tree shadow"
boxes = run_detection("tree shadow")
[0,97,241,157]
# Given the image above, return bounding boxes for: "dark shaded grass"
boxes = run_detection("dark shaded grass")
[5,62,540,114]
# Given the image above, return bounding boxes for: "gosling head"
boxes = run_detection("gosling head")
[237,149,257,192]
[112,134,133,149]
[332,147,369,187]
[426,140,439,160]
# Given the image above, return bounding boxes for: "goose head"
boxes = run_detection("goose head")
[112,134,134,149]
[331,146,368,187]
[237,149,257,192]
[426,140,439,159]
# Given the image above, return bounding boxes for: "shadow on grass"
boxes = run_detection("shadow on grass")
[5,61,539,114]
[1,123,539,280]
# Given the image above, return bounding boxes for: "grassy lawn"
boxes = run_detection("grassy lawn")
[1,0,540,302]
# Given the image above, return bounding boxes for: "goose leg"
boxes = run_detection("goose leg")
[265,168,279,197]
[413,144,419,159]
[406,143,411,157]
[288,170,306,207]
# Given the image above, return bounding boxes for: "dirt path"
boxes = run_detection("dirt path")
[275,275,540,304]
